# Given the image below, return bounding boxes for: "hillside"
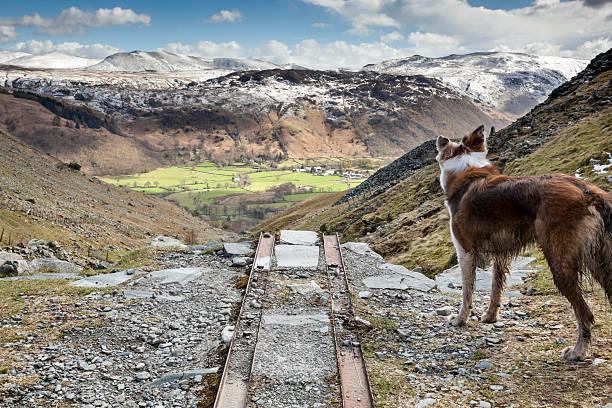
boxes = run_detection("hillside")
[258,48,612,276]
[364,52,587,117]
[0,130,220,249]
[88,50,280,72]
[0,67,505,175]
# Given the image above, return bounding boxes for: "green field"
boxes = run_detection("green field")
[100,158,386,231]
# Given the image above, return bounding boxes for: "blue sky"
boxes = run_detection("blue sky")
[0,1,610,68]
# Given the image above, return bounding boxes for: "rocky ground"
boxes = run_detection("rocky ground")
[0,235,610,407]
[342,246,612,408]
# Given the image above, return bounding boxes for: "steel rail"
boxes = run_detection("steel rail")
[213,232,274,408]
[323,233,375,408]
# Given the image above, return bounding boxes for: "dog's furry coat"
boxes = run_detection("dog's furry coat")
[436,125,612,361]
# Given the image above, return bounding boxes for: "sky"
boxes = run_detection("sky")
[0,0,610,69]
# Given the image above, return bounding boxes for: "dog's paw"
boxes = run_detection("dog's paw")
[480,312,498,324]
[561,346,586,362]
[448,314,466,327]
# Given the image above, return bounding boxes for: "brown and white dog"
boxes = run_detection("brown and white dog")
[436,125,612,361]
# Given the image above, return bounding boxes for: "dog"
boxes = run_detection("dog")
[436,125,612,361]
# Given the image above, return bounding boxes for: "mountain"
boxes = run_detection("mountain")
[0,51,31,64]
[257,48,612,275]
[1,52,102,69]
[0,129,219,249]
[89,50,280,72]
[0,66,506,175]
[363,52,587,117]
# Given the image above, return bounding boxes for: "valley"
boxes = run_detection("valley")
[100,157,385,231]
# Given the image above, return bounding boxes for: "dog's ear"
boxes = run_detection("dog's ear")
[436,135,450,152]
[464,125,487,152]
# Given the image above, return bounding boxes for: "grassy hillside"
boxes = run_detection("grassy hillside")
[0,131,222,249]
[257,52,612,277]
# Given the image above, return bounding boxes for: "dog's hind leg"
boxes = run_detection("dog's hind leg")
[450,250,476,326]
[545,250,594,361]
[481,256,510,323]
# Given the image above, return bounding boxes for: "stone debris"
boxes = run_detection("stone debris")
[223,242,254,256]
[221,325,235,343]
[435,256,536,295]
[150,235,188,249]
[341,242,384,260]
[274,245,320,268]
[279,230,319,246]
[363,263,436,292]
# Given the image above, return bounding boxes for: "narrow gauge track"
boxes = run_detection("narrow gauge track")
[214,232,373,408]
[323,233,375,408]
[214,232,275,408]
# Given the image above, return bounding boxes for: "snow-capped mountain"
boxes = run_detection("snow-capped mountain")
[89,50,281,73]
[1,52,102,69]
[363,52,588,116]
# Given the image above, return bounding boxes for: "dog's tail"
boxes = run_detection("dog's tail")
[592,190,612,306]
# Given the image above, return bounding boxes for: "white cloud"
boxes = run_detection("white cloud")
[163,38,406,69]
[0,7,151,37]
[301,0,612,59]
[312,22,332,28]
[407,32,465,56]
[0,26,17,43]
[9,40,121,58]
[163,41,244,58]
[380,31,404,43]
[205,9,243,23]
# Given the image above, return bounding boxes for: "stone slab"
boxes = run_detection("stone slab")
[279,230,319,246]
[122,290,185,301]
[435,256,536,295]
[223,242,254,257]
[70,270,141,288]
[1,272,79,281]
[146,267,205,285]
[147,367,219,387]
[274,245,319,269]
[0,252,23,262]
[30,258,82,274]
[150,236,187,249]
[341,242,383,260]
[287,280,325,295]
[263,313,329,326]
[363,263,436,292]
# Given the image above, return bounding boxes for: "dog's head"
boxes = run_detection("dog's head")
[436,125,491,191]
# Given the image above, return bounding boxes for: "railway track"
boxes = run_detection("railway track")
[214,232,274,408]
[213,231,374,408]
[323,233,375,408]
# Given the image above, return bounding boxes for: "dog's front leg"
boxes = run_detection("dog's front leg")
[450,251,476,326]
[482,257,510,323]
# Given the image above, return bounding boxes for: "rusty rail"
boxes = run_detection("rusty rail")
[214,232,275,408]
[323,233,375,408]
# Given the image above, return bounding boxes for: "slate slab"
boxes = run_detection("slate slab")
[279,230,319,246]
[435,256,536,295]
[70,270,142,288]
[341,242,383,260]
[146,267,205,284]
[287,280,324,295]
[1,272,79,281]
[223,242,254,257]
[363,263,436,292]
[274,245,319,269]
[0,252,23,262]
